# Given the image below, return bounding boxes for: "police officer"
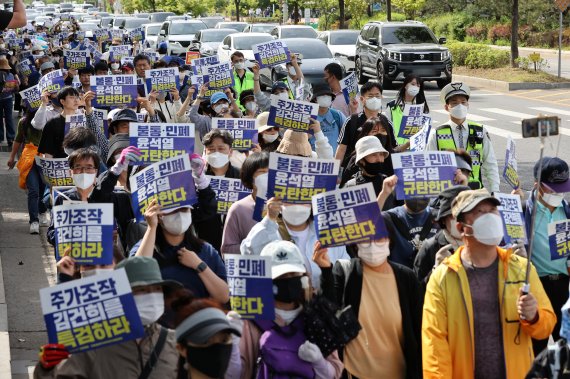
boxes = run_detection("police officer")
[425,82,499,193]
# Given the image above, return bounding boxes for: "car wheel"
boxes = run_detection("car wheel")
[437,79,451,89]
[355,58,368,85]
[376,61,387,86]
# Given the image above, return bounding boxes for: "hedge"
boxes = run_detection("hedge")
[447,42,510,69]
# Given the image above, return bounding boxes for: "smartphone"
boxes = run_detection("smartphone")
[245,60,255,68]
[521,116,559,138]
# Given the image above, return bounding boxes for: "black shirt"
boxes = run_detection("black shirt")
[38,115,66,158]
[0,11,12,31]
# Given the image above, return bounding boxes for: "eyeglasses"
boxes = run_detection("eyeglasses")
[72,166,97,173]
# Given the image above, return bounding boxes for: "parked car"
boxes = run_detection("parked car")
[354,20,452,88]
[32,1,45,8]
[243,23,277,33]
[41,6,56,16]
[190,28,239,56]
[158,19,208,55]
[78,21,99,39]
[269,25,318,39]
[198,16,225,28]
[166,15,192,21]
[122,17,148,33]
[144,22,163,49]
[216,32,274,62]
[134,13,149,19]
[99,16,113,28]
[258,38,344,89]
[214,21,247,32]
[149,12,175,23]
[59,3,73,12]
[317,29,359,71]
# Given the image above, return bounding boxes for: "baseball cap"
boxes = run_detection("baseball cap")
[271,81,288,94]
[435,185,471,221]
[451,188,500,219]
[115,256,182,289]
[534,157,570,193]
[440,82,471,104]
[106,133,129,164]
[355,136,389,163]
[175,307,241,344]
[256,112,274,133]
[40,61,55,72]
[260,240,307,279]
[210,92,229,105]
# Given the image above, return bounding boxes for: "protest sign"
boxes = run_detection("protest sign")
[267,153,339,204]
[91,75,138,108]
[207,176,252,214]
[191,55,220,75]
[503,136,520,189]
[121,56,134,66]
[19,50,33,64]
[144,67,180,95]
[189,74,216,99]
[20,85,42,111]
[35,156,74,187]
[495,192,526,245]
[212,118,258,151]
[76,31,86,43]
[226,255,275,320]
[392,151,457,199]
[409,117,432,152]
[51,186,75,204]
[312,183,387,247]
[108,45,131,62]
[398,104,426,139]
[64,114,87,135]
[340,72,358,104]
[130,154,198,221]
[53,203,114,264]
[129,27,145,42]
[129,123,195,164]
[185,51,200,65]
[93,108,109,138]
[548,219,570,260]
[17,61,35,77]
[110,29,124,41]
[203,62,234,90]
[252,40,291,68]
[267,95,318,133]
[136,113,146,122]
[39,269,145,353]
[64,49,91,70]
[93,29,111,43]
[38,69,65,94]
[141,51,159,65]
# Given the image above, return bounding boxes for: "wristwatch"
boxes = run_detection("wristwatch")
[196,96,204,100]
[195,261,207,273]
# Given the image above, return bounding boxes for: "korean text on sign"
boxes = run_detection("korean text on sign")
[398,103,426,139]
[495,192,526,245]
[35,156,74,187]
[17,61,34,77]
[208,176,252,214]
[185,51,200,65]
[340,72,358,104]
[38,69,65,94]
[20,85,42,111]
[39,269,145,353]
[267,153,340,204]
[410,117,432,152]
[129,154,198,221]
[129,27,145,42]
[392,151,457,200]
[90,75,138,108]
[93,108,109,138]
[129,123,195,164]
[212,117,258,151]
[225,255,275,320]
[503,136,520,189]
[53,203,115,265]
[145,67,180,95]
[108,45,131,62]
[190,74,217,99]
[204,62,234,90]
[93,29,110,42]
[191,56,220,75]
[252,40,291,68]
[312,183,388,248]
[64,50,90,70]
[548,219,570,260]
[64,114,87,135]
[267,95,318,133]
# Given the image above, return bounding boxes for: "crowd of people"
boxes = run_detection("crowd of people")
[2,14,570,379]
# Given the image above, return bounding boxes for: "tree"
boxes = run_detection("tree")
[346,0,367,28]
[339,0,345,28]
[392,0,425,19]
[387,0,392,20]
[510,0,519,67]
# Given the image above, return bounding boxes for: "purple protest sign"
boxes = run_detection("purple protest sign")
[495,193,526,245]
[129,123,195,165]
[207,176,252,214]
[212,118,258,152]
[548,220,570,260]
[90,75,138,108]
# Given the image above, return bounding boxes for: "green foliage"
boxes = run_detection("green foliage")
[121,0,216,14]
[421,13,474,41]
[515,55,550,71]
[447,41,509,69]
[392,0,425,19]
[345,0,367,29]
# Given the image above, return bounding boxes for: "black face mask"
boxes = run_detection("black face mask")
[405,198,430,213]
[186,343,233,378]
[375,133,389,149]
[363,161,385,176]
[272,276,304,303]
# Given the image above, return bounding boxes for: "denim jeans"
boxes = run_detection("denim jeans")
[0,96,14,143]
[26,162,47,223]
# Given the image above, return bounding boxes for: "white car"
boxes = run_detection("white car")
[158,19,208,56]
[317,30,359,70]
[217,32,274,62]
[214,21,247,32]
[144,23,162,50]
[32,1,45,8]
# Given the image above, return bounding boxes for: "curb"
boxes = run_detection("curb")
[489,44,570,56]
[453,74,570,91]
[0,253,12,379]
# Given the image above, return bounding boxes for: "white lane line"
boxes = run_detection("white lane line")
[432,110,495,122]
[480,108,535,119]
[531,107,570,117]
[484,125,522,139]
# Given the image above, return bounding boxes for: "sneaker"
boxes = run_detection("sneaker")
[29,222,39,234]
[39,212,49,226]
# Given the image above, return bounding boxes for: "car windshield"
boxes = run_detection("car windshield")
[283,40,332,59]
[124,19,147,29]
[146,25,161,35]
[330,31,359,45]
[252,24,275,33]
[221,23,245,31]
[202,30,234,42]
[171,22,206,35]
[234,35,273,50]
[79,23,98,31]
[200,18,223,28]
[382,26,437,44]
[281,27,317,39]
[150,13,173,23]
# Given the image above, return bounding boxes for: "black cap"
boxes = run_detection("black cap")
[534,157,570,193]
[239,89,254,105]
[109,109,138,134]
[434,185,471,221]
[311,83,335,101]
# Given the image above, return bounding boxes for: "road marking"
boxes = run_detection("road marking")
[480,108,536,119]
[532,92,570,99]
[531,107,570,116]
[433,110,495,122]
[484,125,523,139]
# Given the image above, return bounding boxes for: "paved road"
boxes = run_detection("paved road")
[490,45,570,79]
[1,83,570,377]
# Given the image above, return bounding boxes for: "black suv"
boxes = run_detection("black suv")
[355,21,452,88]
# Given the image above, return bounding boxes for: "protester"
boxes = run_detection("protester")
[0,57,18,146]
[0,0,26,30]
[231,51,254,110]
[323,62,355,117]
[254,112,281,152]
[309,83,346,153]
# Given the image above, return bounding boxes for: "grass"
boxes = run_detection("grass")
[454,66,570,83]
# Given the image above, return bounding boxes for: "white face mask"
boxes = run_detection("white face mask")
[254,172,268,198]
[449,104,468,119]
[316,95,332,108]
[179,72,186,82]
[234,62,245,70]
[245,101,258,113]
[72,173,96,190]
[213,103,229,115]
[358,240,390,267]
[281,205,311,226]
[206,151,230,169]
[81,268,114,278]
[161,210,192,235]
[134,292,164,326]
[275,306,302,325]
[406,85,420,98]
[288,66,296,76]
[365,97,382,111]
[262,132,279,143]
[277,92,289,101]
[111,63,120,70]
[542,192,564,208]
[464,213,504,246]
[0,44,5,49]
[63,43,70,49]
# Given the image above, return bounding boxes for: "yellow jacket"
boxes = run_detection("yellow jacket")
[422,246,556,379]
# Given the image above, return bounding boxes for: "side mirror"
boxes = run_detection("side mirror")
[347,56,355,61]
[222,44,230,50]
[438,37,447,44]
[159,30,166,36]
[368,37,377,45]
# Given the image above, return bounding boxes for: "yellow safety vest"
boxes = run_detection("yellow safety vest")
[435,122,484,188]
